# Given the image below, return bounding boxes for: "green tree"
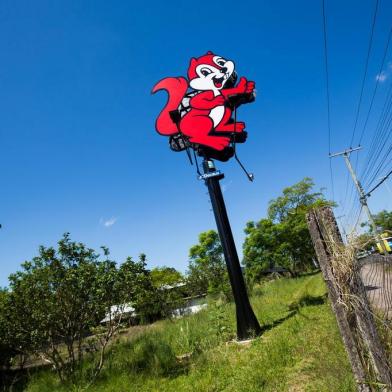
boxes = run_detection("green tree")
[5,234,157,385]
[7,234,120,383]
[0,289,16,372]
[243,219,289,280]
[117,254,161,323]
[361,209,392,233]
[243,178,332,281]
[150,267,184,288]
[150,266,186,317]
[187,230,230,298]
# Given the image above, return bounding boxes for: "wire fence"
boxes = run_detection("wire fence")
[359,253,392,321]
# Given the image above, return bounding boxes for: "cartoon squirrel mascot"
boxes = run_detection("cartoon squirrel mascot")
[152,51,255,161]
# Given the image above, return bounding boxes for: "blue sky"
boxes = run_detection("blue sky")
[1,0,392,287]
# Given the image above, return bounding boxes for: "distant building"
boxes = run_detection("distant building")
[100,282,208,325]
[159,281,208,318]
[171,295,207,318]
[100,303,136,324]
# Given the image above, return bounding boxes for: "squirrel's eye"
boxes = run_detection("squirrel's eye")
[201,68,212,77]
[214,57,226,66]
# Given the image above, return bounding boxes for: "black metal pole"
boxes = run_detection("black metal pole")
[202,159,261,340]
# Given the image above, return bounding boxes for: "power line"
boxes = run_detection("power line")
[322,0,335,201]
[352,21,392,213]
[367,167,392,196]
[358,26,392,146]
[341,0,379,217]
[362,76,392,175]
[349,0,379,147]
[352,205,364,234]
[365,144,392,188]
[361,82,392,186]
[322,0,332,154]
[329,159,335,202]
[362,132,392,189]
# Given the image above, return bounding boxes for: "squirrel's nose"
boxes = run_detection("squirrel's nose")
[221,67,228,73]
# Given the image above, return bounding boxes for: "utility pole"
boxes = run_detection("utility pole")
[330,147,387,252]
[201,159,261,340]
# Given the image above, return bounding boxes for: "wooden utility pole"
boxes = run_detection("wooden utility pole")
[307,207,392,391]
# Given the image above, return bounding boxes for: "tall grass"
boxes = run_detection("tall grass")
[25,273,356,392]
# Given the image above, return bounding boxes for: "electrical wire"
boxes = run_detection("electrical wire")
[366,145,392,188]
[358,26,392,146]
[367,167,392,196]
[322,0,331,155]
[349,0,379,147]
[350,21,392,215]
[341,0,379,216]
[322,0,335,202]
[347,19,392,204]
[361,77,392,180]
[362,104,392,187]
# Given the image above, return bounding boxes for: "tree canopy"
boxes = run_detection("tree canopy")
[187,230,230,298]
[2,234,160,384]
[243,178,332,281]
[150,266,184,288]
[361,209,392,233]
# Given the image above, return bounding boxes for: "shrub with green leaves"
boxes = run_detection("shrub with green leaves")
[5,234,159,385]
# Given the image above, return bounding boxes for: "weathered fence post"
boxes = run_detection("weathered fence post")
[307,208,369,391]
[307,206,392,391]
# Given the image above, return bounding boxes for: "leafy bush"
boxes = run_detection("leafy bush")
[4,235,161,386]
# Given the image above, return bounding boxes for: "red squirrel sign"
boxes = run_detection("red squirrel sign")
[152,51,256,162]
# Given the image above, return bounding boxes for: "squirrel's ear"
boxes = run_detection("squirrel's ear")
[188,58,198,80]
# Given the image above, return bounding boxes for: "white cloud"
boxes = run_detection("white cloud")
[376,71,388,82]
[100,217,117,227]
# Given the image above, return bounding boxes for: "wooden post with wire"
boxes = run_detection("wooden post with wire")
[307,206,392,391]
[307,207,369,391]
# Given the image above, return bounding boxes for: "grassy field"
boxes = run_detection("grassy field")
[24,273,355,392]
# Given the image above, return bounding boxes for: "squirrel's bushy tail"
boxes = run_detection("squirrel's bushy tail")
[152,77,188,135]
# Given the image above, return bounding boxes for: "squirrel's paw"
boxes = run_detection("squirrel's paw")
[245,81,255,94]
